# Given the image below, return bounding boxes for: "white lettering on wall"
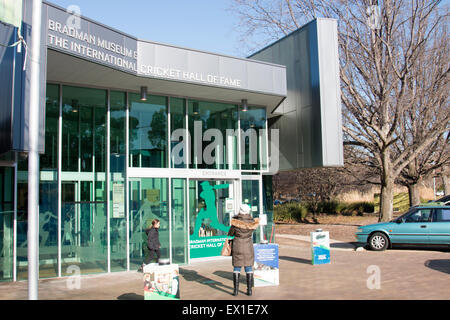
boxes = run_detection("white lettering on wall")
[47,18,137,72]
[47,18,242,88]
[139,64,242,88]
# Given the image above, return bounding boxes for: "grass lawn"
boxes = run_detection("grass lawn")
[374,192,433,214]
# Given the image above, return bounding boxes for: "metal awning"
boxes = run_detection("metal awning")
[46,49,286,110]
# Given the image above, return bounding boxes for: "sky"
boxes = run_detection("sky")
[48,0,251,58]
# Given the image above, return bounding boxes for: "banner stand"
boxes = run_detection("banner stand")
[310,229,331,265]
[253,241,279,287]
[143,263,180,300]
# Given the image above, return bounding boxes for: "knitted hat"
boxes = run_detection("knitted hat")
[239,204,251,215]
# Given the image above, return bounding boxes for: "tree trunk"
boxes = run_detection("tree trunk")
[379,179,394,222]
[442,166,449,196]
[407,183,421,207]
[379,151,394,222]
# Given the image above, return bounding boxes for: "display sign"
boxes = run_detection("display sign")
[310,230,331,265]
[259,214,267,226]
[225,198,234,213]
[253,243,279,287]
[112,183,125,218]
[143,264,180,300]
[189,236,230,259]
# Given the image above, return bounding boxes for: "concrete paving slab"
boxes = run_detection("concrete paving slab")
[0,242,449,300]
[276,234,356,251]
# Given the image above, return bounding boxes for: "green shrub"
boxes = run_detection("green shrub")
[318,200,340,214]
[340,201,375,216]
[274,201,375,221]
[274,203,308,222]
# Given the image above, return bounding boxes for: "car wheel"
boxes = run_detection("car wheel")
[368,232,389,251]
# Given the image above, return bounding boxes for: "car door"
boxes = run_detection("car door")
[428,208,450,245]
[389,208,431,244]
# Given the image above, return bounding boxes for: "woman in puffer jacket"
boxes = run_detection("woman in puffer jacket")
[228,204,259,296]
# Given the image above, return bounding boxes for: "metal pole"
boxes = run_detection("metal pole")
[27,0,43,300]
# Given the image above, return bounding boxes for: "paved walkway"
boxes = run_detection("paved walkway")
[0,236,449,300]
[276,234,358,251]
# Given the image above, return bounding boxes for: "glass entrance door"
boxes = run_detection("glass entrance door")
[60,179,107,275]
[188,179,237,259]
[129,178,169,269]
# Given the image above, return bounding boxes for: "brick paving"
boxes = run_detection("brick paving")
[0,237,449,300]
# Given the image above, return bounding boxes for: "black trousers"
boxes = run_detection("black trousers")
[145,247,160,264]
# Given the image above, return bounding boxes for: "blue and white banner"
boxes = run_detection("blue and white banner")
[310,231,331,265]
[253,244,279,287]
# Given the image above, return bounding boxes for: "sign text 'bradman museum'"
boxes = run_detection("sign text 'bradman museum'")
[46,10,246,90]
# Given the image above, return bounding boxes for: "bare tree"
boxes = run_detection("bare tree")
[396,133,449,206]
[230,0,450,221]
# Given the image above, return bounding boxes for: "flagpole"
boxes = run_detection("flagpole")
[27,0,43,300]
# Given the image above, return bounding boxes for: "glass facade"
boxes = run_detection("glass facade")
[171,178,188,264]
[129,94,168,168]
[170,98,187,168]
[240,106,267,171]
[188,100,238,170]
[61,85,108,276]
[2,82,272,281]
[242,179,260,242]
[0,167,14,282]
[110,91,127,271]
[39,83,59,278]
[129,178,169,269]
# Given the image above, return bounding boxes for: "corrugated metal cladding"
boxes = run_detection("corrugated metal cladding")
[250,19,344,170]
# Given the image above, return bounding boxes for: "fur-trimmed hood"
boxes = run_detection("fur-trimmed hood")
[231,214,260,230]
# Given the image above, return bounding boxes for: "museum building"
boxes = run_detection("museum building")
[0,1,343,281]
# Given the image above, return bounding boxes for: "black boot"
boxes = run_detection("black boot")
[246,273,254,296]
[232,273,240,296]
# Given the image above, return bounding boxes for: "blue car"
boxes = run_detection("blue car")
[356,204,450,251]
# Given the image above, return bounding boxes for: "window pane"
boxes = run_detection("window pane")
[129,93,168,168]
[262,175,275,243]
[129,178,169,269]
[188,100,238,169]
[39,83,59,278]
[16,160,28,280]
[189,180,232,259]
[406,209,431,222]
[436,209,450,222]
[171,179,188,264]
[170,98,186,168]
[61,85,107,276]
[242,180,260,242]
[0,167,14,282]
[40,84,59,170]
[110,91,127,272]
[240,106,267,170]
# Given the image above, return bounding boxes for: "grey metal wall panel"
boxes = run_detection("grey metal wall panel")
[44,2,286,98]
[250,18,343,169]
[317,20,344,166]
